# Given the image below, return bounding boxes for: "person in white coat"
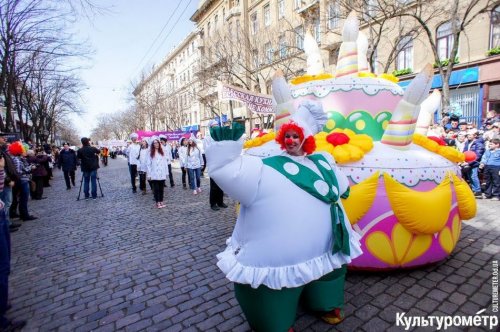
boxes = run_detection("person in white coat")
[204,74,362,331]
[147,139,169,208]
[126,133,141,193]
[159,135,175,187]
[186,139,203,195]
[137,138,149,195]
[178,138,188,189]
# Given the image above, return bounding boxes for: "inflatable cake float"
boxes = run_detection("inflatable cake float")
[242,13,476,270]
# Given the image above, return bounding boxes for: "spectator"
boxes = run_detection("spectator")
[463,129,486,196]
[0,133,20,232]
[58,143,78,190]
[479,138,500,200]
[29,148,49,200]
[0,152,26,332]
[9,142,37,221]
[458,121,468,132]
[454,132,467,152]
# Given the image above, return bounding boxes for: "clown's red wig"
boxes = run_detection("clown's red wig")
[8,141,24,156]
[275,121,316,155]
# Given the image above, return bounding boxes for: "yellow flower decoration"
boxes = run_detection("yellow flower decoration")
[413,134,465,163]
[243,131,276,149]
[314,128,374,164]
[358,72,376,78]
[289,73,334,85]
[377,73,399,83]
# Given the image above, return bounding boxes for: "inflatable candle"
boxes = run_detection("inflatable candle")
[245,14,476,270]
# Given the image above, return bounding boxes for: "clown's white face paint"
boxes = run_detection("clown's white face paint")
[284,130,304,156]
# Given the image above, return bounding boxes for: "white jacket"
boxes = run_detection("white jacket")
[162,143,173,164]
[146,152,170,180]
[138,148,149,172]
[178,146,188,167]
[186,147,203,169]
[127,143,141,165]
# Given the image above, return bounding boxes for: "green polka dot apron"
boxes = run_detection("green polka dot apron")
[263,154,351,255]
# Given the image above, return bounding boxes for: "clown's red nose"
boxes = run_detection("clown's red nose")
[285,138,293,145]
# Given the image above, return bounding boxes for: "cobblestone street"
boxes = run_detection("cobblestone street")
[6,157,500,331]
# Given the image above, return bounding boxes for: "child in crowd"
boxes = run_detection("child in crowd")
[479,138,500,200]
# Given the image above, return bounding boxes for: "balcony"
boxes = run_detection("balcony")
[226,6,241,20]
[296,0,319,16]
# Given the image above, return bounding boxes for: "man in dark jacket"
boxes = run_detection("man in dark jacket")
[463,129,486,196]
[76,138,100,199]
[58,143,78,190]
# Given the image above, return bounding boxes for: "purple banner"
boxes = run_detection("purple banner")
[135,130,197,142]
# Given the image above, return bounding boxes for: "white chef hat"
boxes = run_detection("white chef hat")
[288,100,327,138]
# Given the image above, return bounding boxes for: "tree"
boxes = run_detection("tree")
[333,0,495,111]
[0,0,98,140]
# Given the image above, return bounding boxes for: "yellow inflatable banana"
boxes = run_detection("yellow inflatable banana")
[383,173,452,234]
[450,172,476,220]
[341,172,379,225]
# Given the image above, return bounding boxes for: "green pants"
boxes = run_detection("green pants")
[234,266,347,332]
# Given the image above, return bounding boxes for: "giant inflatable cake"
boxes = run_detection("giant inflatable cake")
[244,13,476,270]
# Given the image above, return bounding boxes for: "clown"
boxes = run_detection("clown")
[205,73,362,332]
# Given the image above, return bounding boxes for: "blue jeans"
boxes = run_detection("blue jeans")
[0,188,12,226]
[0,209,11,327]
[470,167,480,192]
[188,168,201,190]
[19,181,30,219]
[83,170,97,199]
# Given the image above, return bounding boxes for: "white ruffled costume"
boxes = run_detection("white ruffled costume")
[205,140,362,290]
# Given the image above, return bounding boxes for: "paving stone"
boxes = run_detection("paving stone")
[7,159,499,332]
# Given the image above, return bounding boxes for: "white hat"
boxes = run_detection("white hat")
[289,100,327,137]
[130,133,139,139]
[158,134,167,141]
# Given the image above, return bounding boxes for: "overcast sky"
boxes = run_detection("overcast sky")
[72,0,199,136]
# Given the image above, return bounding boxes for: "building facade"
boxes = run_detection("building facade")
[137,0,500,133]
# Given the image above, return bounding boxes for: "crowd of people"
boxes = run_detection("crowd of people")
[434,109,500,200]
[124,133,226,211]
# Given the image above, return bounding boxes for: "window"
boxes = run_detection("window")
[396,36,413,70]
[436,21,454,60]
[264,4,271,26]
[279,35,287,58]
[265,42,273,63]
[251,12,258,35]
[278,0,285,19]
[252,49,259,68]
[313,18,321,44]
[214,15,218,28]
[207,22,211,37]
[491,6,500,49]
[328,2,340,29]
[295,25,304,50]
[294,0,301,10]
[363,0,378,20]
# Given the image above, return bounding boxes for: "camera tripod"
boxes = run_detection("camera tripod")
[76,171,104,201]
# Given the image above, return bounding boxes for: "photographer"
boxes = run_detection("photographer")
[76,137,100,200]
